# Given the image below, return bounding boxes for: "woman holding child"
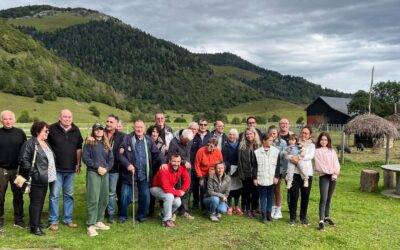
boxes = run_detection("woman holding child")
[288,126,315,226]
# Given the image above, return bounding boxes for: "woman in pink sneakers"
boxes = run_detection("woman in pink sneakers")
[83,123,114,237]
[222,129,243,215]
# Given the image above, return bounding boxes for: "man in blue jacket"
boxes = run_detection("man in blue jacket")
[117,119,167,223]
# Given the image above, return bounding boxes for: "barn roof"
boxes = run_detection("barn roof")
[305,96,352,116]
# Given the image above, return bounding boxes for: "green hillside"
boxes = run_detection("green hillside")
[223,98,305,124]
[199,52,353,103]
[0,21,137,110]
[0,91,131,124]
[7,10,109,32]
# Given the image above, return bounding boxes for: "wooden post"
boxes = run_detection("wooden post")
[385,135,390,164]
[360,169,379,192]
[341,131,345,164]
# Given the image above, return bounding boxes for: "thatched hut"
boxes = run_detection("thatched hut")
[387,114,400,132]
[344,114,399,163]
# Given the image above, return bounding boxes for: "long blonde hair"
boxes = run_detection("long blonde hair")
[239,128,261,150]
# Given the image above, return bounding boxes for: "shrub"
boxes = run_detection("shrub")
[35,96,44,104]
[174,117,187,123]
[17,110,32,123]
[89,106,100,117]
[231,117,241,124]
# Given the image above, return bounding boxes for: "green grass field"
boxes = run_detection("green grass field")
[0,159,399,249]
[7,11,105,32]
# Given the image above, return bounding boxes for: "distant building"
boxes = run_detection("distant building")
[305,96,352,125]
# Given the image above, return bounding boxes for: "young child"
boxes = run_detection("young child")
[284,134,309,189]
[315,132,340,231]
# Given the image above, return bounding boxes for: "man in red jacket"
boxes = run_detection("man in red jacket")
[150,153,190,228]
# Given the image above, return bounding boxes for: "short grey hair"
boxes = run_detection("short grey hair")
[228,128,239,137]
[1,110,15,120]
[181,129,194,141]
[187,121,199,129]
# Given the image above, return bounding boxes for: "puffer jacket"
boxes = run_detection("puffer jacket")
[254,146,280,186]
[205,173,231,199]
[19,137,54,187]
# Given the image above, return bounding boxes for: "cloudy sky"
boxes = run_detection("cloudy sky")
[1,0,399,93]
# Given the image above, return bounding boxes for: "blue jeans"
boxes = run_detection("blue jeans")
[107,173,119,217]
[49,172,75,224]
[203,196,228,214]
[259,185,275,213]
[119,181,150,222]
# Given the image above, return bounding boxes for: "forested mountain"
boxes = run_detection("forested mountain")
[0,21,135,109]
[6,7,264,112]
[198,52,352,103]
[1,5,351,113]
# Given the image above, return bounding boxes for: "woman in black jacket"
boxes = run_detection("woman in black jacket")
[237,127,261,218]
[20,121,57,236]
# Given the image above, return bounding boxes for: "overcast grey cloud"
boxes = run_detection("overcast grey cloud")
[1,0,399,93]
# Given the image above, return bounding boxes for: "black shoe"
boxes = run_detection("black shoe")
[301,219,310,226]
[318,221,325,231]
[289,219,296,226]
[14,221,28,229]
[266,212,274,222]
[39,223,47,229]
[30,227,46,236]
[108,216,115,224]
[192,203,199,210]
[261,212,266,224]
[324,218,336,226]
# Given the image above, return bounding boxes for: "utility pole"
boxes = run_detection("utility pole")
[368,66,374,114]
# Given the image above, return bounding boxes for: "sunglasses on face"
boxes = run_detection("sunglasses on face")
[199,123,207,126]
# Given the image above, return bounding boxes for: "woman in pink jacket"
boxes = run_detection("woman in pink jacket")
[314,132,340,231]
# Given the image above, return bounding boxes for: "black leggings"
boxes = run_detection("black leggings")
[29,184,48,228]
[241,177,259,211]
[227,189,241,207]
[288,174,313,221]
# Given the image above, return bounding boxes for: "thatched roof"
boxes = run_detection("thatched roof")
[387,114,400,131]
[344,114,400,138]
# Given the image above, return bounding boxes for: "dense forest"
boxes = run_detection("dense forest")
[199,52,352,103]
[17,20,264,112]
[0,21,133,109]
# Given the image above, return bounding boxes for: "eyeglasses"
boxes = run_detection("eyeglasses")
[44,129,49,134]
[199,123,208,126]
[156,117,164,120]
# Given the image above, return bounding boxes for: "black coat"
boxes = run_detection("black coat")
[19,137,54,187]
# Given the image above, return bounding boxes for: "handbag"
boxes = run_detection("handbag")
[14,144,38,194]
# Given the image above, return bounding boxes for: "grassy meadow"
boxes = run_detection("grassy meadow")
[6,11,105,32]
[1,91,400,249]
[1,157,399,249]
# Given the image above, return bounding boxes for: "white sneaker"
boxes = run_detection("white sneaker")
[87,226,98,237]
[94,221,110,230]
[271,206,277,218]
[303,179,309,188]
[171,213,177,222]
[274,207,283,219]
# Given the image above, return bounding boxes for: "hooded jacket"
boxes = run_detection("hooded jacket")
[167,129,192,166]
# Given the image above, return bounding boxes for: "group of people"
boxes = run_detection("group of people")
[0,109,341,237]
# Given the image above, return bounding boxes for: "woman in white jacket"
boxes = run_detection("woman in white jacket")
[253,134,280,223]
[288,126,315,226]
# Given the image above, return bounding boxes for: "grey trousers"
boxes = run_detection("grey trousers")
[319,175,336,221]
[150,187,181,222]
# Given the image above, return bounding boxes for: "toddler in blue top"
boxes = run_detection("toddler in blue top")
[283,134,309,189]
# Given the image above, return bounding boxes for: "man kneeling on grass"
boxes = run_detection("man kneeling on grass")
[150,153,190,228]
